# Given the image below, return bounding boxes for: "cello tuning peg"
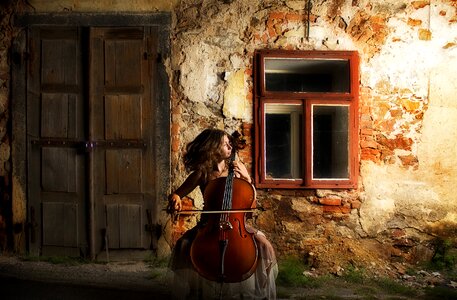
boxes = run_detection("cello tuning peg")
[231,131,247,150]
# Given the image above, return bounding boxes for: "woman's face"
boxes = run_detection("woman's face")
[220,135,233,159]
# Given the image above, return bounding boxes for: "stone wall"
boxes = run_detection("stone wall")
[1,0,456,274]
[0,0,19,252]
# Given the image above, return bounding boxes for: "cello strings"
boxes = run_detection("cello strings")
[221,153,235,225]
[221,173,232,225]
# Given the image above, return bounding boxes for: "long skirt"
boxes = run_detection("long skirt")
[169,226,278,300]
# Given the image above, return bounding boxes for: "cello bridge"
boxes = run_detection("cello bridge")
[219,220,233,230]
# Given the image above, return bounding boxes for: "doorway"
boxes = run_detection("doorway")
[12,14,170,260]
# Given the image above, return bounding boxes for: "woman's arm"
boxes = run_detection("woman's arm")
[168,171,202,212]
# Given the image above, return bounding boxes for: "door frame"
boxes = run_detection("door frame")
[11,13,171,257]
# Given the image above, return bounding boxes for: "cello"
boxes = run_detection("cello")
[189,132,258,283]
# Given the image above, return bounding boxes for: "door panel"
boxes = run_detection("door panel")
[106,203,143,248]
[106,149,142,194]
[41,148,77,192]
[42,202,78,247]
[90,27,155,254]
[27,27,85,256]
[104,95,142,139]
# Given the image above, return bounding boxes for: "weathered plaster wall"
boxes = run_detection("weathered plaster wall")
[359,0,457,242]
[167,0,457,274]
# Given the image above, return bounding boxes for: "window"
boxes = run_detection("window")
[253,50,359,189]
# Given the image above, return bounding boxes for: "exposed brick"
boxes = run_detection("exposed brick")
[322,205,351,214]
[269,11,286,20]
[401,99,421,112]
[411,1,429,9]
[268,27,277,39]
[351,200,362,209]
[360,105,371,114]
[361,148,380,162]
[360,128,374,136]
[360,140,378,149]
[376,119,397,132]
[241,122,252,137]
[390,109,403,118]
[359,119,373,129]
[399,154,418,167]
[418,28,432,41]
[377,134,413,151]
[171,136,181,152]
[171,123,180,135]
[245,90,253,102]
[391,228,406,238]
[319,197,342,206]
[285,12,304,22]
[407,18,422,26]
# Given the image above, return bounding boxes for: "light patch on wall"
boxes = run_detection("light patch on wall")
[223,70,251,122]
[359,161,441,235]
[365,18,435,97]
[180,45,219,104]
[417,61,457,193]
[365,2,457,97]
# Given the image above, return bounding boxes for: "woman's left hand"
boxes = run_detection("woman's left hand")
[232,160,251,183]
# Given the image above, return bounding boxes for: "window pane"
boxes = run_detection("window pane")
[264,58,350,93]
[265,104,303,179]
[312,105,349,179]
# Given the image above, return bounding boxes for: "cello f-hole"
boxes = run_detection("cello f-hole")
[234,218,247,238]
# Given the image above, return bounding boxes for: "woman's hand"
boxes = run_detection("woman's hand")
[232,160,251,183]
[167,193,182,213]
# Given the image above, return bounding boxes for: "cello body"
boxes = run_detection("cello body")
[189,176,258,283]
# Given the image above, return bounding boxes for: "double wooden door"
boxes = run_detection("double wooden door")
[27,26,159,258]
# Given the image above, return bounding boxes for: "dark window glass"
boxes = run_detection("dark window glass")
[265,58,350,93]
[312,105,349,179]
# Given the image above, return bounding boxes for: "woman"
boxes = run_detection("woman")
[168,128,277,299]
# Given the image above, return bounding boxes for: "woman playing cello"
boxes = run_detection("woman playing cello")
[168,128,278,299]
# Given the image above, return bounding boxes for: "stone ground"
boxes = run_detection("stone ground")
[1,255,457,299]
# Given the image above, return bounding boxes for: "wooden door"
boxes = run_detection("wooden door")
[90,27,156,257]
[27,27,87,256]
[27,26,160,258]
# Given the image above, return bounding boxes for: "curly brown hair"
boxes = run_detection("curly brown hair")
[183,129,229,184]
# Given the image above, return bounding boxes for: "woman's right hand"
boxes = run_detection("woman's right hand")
[167,193,182,213]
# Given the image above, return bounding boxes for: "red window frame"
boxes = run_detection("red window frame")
[253,49,360,189]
